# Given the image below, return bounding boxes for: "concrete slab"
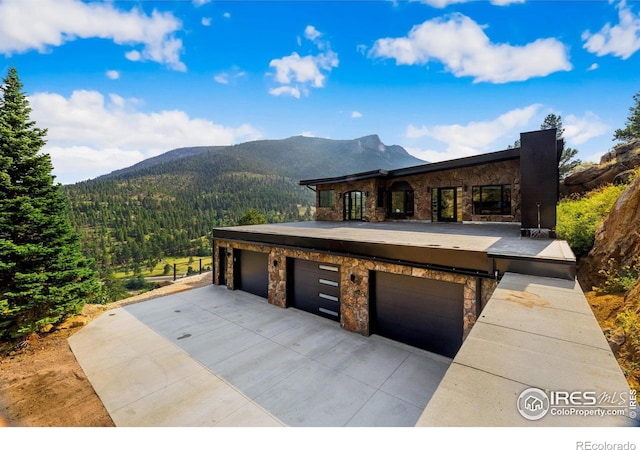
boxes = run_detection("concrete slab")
[417,272,638,427]
[478,296,610,350]
[213,340,308,398]
[253,360,377,427]
[315,334,412,388]
[71,284,451,427]
[455,322,627,392]
[70,307,283,427]
[346,390,424,427]
[380,353,450,409]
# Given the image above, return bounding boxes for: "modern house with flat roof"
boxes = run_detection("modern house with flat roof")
[211,129,572,359]
[300,128,563,237]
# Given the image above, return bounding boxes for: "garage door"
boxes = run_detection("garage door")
[372,271,463,358]
[290,259,340,321]
[237,250,268,299]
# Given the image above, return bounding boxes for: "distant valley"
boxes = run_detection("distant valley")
[64,135,424,273]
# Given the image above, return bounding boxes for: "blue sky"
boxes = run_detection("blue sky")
[1,0,640,184]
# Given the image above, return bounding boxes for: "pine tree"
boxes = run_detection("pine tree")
[614,91,640,143]
[0,67,99,340]
[540,113,582,179]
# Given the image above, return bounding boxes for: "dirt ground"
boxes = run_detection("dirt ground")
[0,273,213,427]
[586,289,640,391]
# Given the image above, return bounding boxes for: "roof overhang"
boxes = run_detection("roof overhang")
[299,148,520,187]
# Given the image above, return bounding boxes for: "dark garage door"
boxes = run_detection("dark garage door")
[372,271,463,358]
[237,250,268,299]
[290,259,340,321]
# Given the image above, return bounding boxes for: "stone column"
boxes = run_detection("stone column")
[463,279,477,339]
[226,247,235,290]
[268,249,287,308]
[340,257,370,336]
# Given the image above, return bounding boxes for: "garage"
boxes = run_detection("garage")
[236,250,268,299]
[371,271,464,358]
[289,258,340,321]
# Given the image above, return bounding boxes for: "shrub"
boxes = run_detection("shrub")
[124,275,151,290]
[556,184,627,257]
[595,257,640,295]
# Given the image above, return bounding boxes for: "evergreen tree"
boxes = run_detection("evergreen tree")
[237,208,267,225]
[613,91,640,143]
[0,67,99,340]
[540,113,582,179]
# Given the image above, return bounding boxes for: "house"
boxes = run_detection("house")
[301,128,562,236]
[212,129,573,359]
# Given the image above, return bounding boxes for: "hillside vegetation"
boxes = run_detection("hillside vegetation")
[63,135,424,277]
[560,162,640,390]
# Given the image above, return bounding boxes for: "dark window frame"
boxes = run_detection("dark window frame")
[318,189,335,208]
[377,187,385,208]
[472,184,512,215]
[388,182,414,217]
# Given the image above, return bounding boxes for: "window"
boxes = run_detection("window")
[318,189,335,208]
[377,187,385,208]
[388,181,414,216]
[472,185,511,215]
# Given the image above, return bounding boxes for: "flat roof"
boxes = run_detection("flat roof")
[212,221,575,279]
[299,147,520,186]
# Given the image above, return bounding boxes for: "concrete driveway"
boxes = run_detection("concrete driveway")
[69,285,451,427]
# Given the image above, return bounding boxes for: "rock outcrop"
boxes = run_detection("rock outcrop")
[562,140,640,196]
[578,172,640,291]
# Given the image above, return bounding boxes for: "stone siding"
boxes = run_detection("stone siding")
[315,159,520,223]
[213,239,497,341]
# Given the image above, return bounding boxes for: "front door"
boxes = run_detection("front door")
[344,191,363,221]
[438,188,457,222]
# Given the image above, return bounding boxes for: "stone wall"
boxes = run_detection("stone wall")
[314,159,520,222]
[214,239,497,341]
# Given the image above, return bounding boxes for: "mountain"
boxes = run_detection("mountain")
[98,134,424,181]
[63,135,424,271]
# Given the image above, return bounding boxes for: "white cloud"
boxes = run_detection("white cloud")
[106,70,120,80]
[351,111,363,119]
[193,0,212,6]
[125,50,141,61]
[582,1,640,60]
[201,17,212,27]
[587,63,599,71]
[412,0,524,6]
[268,86,302,99]
[563,112,610,146]
[405,104,541,161]
[0,0,186,71]
[29,90,261,183]
[213,67,247,85]
[304,25,322,42]
[223,12,231,19]
[268,26,339,98]
[369,13,571,83]
[214,74,229,85]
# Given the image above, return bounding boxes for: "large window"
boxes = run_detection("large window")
[388,181,414,216]
[318,189,335,208]
[472,185,511,215]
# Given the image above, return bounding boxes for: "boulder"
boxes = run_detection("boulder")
[608,327,626,354]
[561,140,640,196]
[578,173,640,291]
[627,279,640,306]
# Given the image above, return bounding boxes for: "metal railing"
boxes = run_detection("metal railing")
[171,258,213,281]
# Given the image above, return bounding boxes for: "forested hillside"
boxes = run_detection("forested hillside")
[64,134,424,274]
